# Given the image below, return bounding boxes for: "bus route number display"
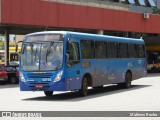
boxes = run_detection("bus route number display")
[25,34,61,42]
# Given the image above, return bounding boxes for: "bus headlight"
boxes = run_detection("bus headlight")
[54,71,63,83]
[19,72,26,82]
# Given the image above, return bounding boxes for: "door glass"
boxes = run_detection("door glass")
[66,42,80,67]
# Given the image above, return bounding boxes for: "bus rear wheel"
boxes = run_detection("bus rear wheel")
[118,72,132,88]
[44,91,53,96]
[79,77,88,96]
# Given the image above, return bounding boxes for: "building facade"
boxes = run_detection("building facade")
[0,0,160,64]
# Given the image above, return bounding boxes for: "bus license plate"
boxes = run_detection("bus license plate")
[35,84,43,89]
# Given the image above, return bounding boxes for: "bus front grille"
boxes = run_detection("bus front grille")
[28,73,53,78]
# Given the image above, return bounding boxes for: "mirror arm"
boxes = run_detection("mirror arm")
[16,41,23,52]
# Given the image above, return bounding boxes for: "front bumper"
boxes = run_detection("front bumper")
[19,78,67,91]
[0,76,8,82]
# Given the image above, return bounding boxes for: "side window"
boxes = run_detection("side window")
[138,45,145,58]
[95,41,107,59]
[81,40,94,59]
[107,42,118,58]
[128,44,137,58]
[66,42,80,66]
[119,43,128,58]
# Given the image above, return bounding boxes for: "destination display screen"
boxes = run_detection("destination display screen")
[24,34,63,42]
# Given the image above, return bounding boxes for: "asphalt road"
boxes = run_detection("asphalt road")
[0,73,160,120]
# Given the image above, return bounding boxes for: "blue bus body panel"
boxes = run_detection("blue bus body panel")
[65,63,82,90]
[76,58,146,88]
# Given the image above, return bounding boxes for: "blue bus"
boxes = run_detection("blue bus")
[18,31,147,96]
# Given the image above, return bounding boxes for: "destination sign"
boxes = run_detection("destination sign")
[24,34,62,42]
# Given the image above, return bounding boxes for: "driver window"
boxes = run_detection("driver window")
[66,42,80,66]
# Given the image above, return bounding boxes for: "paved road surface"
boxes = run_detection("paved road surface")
[0,73,160,120]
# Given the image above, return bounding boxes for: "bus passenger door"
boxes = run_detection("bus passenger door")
[66,41,82,90]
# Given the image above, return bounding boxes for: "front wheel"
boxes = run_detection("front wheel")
[78,77,88,96]
[44,91,54,96]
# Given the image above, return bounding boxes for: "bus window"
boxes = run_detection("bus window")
[80,40,94,59]
[107,42,118,58]
[119,43,128,58]
[128,44,137,58]
[138,45,145,58]
[95,41,107,59]
[66,42,80,66]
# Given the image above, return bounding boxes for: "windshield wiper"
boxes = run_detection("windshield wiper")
[46,41,54,55]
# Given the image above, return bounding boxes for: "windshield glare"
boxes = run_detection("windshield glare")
[20,42,63,71]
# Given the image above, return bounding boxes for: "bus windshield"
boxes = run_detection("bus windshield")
[20,35,63,71]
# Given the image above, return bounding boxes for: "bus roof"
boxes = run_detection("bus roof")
[26,31,145,44]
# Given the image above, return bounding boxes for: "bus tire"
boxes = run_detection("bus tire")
[118,72,132,88]
[79,77,88,96]
[124,72,132,88]
[44,91,53,96]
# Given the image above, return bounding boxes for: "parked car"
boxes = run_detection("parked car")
[9,61,19,66]
[0,65,8,84]
[4,65,19,84]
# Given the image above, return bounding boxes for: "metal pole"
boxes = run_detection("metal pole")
[4,29,9,65]
[97,30,104,35]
